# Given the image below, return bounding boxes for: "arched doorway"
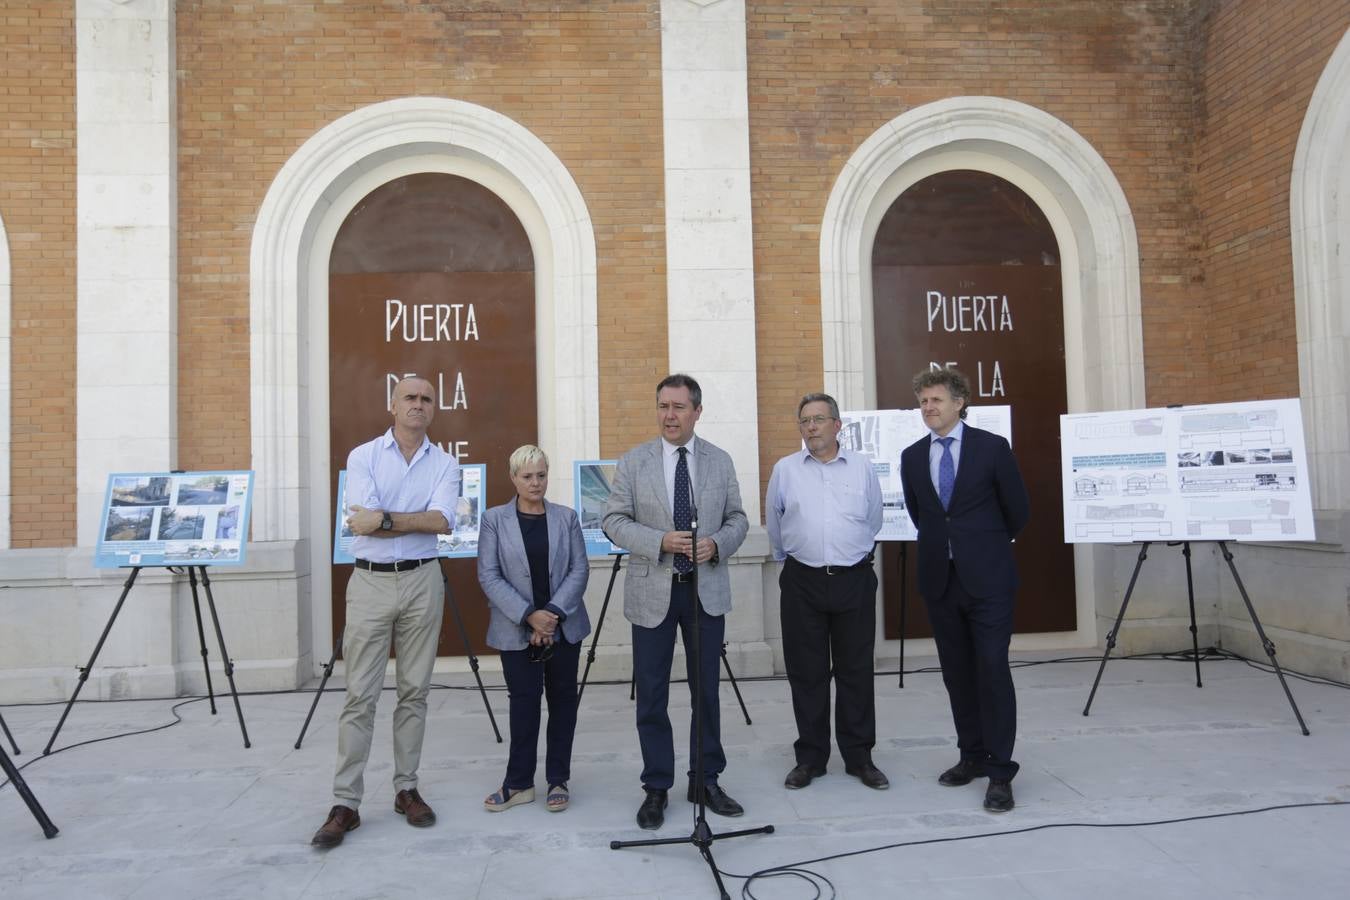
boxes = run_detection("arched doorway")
[328,173,537,655]
[871,170,1074,637]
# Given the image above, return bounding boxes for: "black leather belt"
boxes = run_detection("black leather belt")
[788,555,873,575]
[672,571,695,583]
[355,557,436,573]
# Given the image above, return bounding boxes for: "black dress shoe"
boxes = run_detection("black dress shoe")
[687,781,744,817]
[784,763,826,790]
[938,759,985,787]
[844,761,890,790]
[984,779,1014,812]
[637,789,667,830]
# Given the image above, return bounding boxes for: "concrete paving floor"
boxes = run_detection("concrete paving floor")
[3,651,1349,899]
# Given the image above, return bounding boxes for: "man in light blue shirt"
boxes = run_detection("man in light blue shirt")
[766,392,886,791]
[312,375,462,849]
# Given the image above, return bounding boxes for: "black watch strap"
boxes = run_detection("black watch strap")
[380,512,394,531]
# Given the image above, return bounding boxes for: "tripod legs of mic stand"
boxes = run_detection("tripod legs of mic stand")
[0,744,58,839]
[610,521,771,900]
[898,542,908,688]
[440,568,503,743]
[1216,541,1309,735]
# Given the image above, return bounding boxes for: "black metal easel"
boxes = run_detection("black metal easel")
[610,483,772,900]
[578,552,753,725]
[44,565,251,756]
[1,739,59,839]
[293,563,502,748]
[1082,540,1309,735]
[896,542,908,688]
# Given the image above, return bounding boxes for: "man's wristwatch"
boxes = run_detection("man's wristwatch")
[380,512,394,531]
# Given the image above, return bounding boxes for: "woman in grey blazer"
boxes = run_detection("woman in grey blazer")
[478,445,591,812]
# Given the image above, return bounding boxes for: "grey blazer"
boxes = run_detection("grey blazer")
[477,499,592,651]
[602,436,749,628]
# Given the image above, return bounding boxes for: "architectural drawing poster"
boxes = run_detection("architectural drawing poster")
[1061,398,1314,543]
[574,460,622,556]
[837,406,1012,541]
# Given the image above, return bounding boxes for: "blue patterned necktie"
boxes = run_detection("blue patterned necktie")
[673,446,693,574]
[937,436,956,510]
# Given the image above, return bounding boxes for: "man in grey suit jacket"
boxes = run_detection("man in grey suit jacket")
[603,373,749,830]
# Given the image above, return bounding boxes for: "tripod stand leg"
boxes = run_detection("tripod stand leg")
[0,709,19,755]
[899,542,908,688]
[186,567,219,714]
[1182,542,1202,687]
[1217,542,1310,736]
[720,643,751,725]
[441,570,503,743]
[295,627,344,749]
[0,745,59,839]
[45,567,141,755]
[578,554,622,706]
[1083,542,1149,716]
[197,568,252,748]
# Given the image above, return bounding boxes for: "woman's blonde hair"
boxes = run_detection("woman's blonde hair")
[508,444,549,477]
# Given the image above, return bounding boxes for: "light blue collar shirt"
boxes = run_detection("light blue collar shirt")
[345,428,462,563]
[766,444,883,567]
[927,419,966,493]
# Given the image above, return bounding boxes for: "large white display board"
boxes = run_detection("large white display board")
[1060,398,1314,543]
[837,407,1012,541]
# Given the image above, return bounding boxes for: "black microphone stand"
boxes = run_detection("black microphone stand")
[610,486,773,899]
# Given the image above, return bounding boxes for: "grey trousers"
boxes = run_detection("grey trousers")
[331,563,444,809]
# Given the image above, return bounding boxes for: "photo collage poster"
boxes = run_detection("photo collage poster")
[574,460,621,556]
[95,471,254,568]
[836,406,1012,541]
[332,463,486,563]
[1060,398,1315,543]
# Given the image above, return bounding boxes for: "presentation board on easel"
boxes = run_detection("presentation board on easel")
[835,406,1011,540]
[95,471,254,568]
[574,459,621,557]
[332,464,486,562]
[1060,398,1315,543]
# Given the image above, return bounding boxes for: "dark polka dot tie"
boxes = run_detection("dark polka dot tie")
[673,446,693,574]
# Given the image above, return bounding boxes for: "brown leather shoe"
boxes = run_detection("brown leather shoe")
[311,805,359,848]
[395,788,436,827]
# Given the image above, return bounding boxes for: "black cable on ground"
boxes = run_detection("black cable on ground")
[722,799,1350,899]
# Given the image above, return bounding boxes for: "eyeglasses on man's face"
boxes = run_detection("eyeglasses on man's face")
[798,415,836,427]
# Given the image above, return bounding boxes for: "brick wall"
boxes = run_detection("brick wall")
[0,2,75,547]
[1193,0,1350,399]
[175,1,668,470]
[746,0,1208,496]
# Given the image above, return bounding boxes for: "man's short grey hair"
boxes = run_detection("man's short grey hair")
[797,392,840,420]
[508,444,549,477]
[656,373,702,408]
[911,368,971,419]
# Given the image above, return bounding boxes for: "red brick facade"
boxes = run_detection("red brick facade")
[1,2,1346,543]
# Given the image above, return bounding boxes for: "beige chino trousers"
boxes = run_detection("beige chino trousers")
[331,562,444,809]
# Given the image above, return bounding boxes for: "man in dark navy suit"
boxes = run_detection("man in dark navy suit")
[899,368,1029,813]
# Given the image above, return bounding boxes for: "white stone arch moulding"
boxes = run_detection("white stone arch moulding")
[249,93,600,662]
[0,212,9,549]
[1292,26,1350,514]
[819,95,1145,648]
